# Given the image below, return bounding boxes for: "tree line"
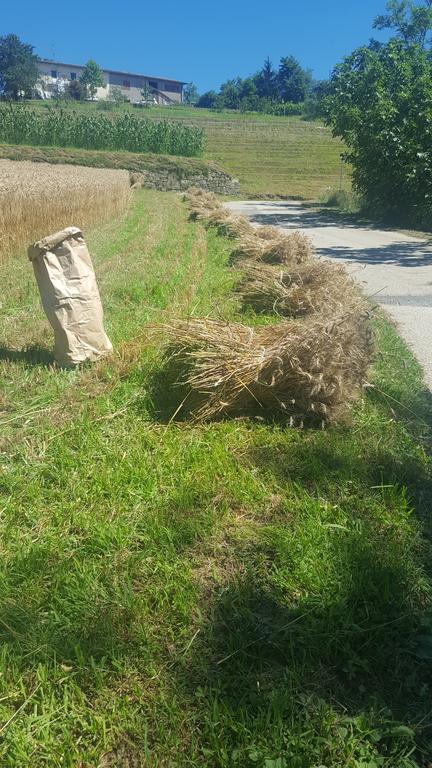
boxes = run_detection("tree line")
[189,56,325,114]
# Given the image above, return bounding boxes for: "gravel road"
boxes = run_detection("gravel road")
[227,200,432,390]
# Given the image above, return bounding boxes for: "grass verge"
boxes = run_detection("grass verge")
[0,190,431,767]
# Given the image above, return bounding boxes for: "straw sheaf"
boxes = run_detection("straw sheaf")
[231,231,313,265]
[158,316,373,425]
[185,189,258,239]
[236,259,364,318]
[185,189,221,221]
[254,225,287,241]
[185,189,310,256]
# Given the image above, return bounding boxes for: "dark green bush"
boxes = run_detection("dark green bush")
[325,39,432,227]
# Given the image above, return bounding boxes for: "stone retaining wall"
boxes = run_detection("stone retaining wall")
[130,168,240,196]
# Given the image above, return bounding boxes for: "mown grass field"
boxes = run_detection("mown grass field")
[158,108,344,198]
[24,102,346,198]
[1,189,431,766]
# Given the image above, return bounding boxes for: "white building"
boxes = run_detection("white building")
[36,59,185,104]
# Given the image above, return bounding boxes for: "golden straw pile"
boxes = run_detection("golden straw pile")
[235,259,362,318]
[156,188,373,426]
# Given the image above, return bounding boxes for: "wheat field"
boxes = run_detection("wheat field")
[0,160,131,262]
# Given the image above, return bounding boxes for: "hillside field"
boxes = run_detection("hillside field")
[0,187,431,766]
[151,107,345,198]
[20,102,346,198]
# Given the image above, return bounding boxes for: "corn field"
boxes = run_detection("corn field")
[0,105,205,157]
[0,159,131,262]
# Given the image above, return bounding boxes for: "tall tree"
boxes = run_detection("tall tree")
[196,90,218,108]
[373,0,432,47]
[0,33,38,100]
[67,79,85,101]
[254,57,278,100]
[183,82,199,104]
[219,78,242,109]
[277,56,310,103]
[80,59,104,100]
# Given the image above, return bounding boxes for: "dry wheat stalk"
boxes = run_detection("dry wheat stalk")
[0,159,131,262]
[231,231,313,265]
[179,187,373,427]
[236,259,362,317]
[157,315,373,425]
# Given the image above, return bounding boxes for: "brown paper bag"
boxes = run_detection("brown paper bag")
[28,227,112,367]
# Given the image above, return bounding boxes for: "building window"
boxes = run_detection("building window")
[164,82,180,93]
[51,70,57,79]
[123,79,130,89]
[148,80,158,90]
[70,72,77,80]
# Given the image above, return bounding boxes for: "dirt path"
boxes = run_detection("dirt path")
[227,200,432,390]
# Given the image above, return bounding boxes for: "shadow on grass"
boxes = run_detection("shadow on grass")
[244,378,432,526]
[183,564,425,715]
[0,343,55,367]
[142,352,200,424]
[0,547,144,667]
[367,381,432,444]
[173,542,431,766]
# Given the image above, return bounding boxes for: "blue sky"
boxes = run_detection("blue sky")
[3,0,390,91]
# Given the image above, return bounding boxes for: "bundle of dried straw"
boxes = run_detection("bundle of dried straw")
[159,315,373,425]
[187,188,313,263]
[231,231,313,265]
[236,259,363,318]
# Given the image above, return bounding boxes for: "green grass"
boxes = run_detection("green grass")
[15,102,346,199]
[0,190,431,767]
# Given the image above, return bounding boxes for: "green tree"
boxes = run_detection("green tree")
[66,79,85,100]
[219,78,242,109]
[183,82,199,104]
[325,39,432,224]
[79,59,104,100]
[373,0,432,47]
[140,82,154,106]
[110,85,128,105]
[254,57,278,100]
[0,33,38,100]
[277,56,310,103]
[196,90,218,108]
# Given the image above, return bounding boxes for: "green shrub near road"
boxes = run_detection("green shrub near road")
[0,104,204,157]
[325,25,432,226]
